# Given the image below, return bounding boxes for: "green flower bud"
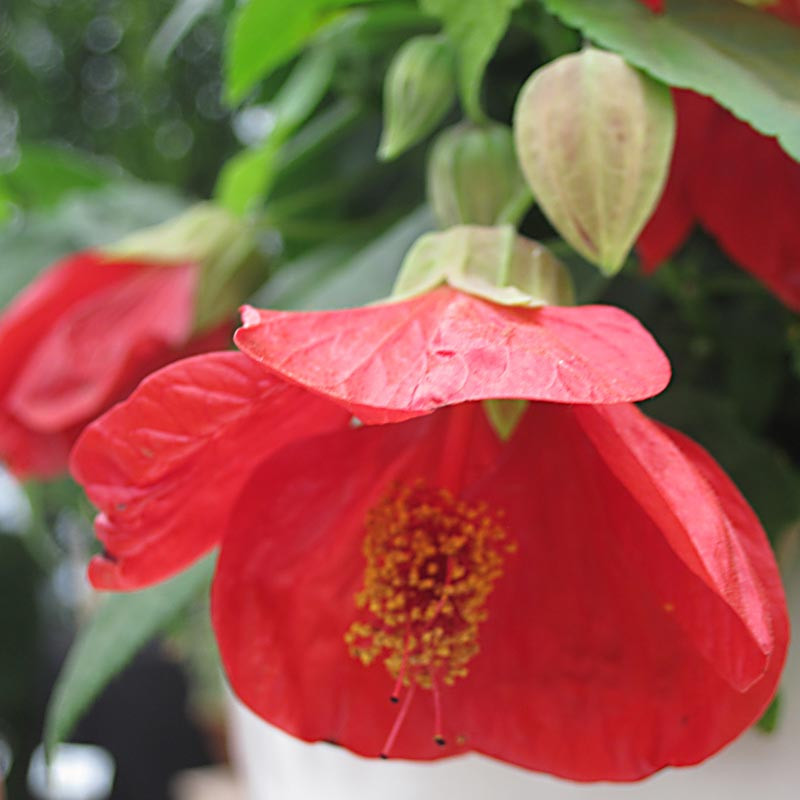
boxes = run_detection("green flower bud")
[427,122,533,228]
[514,48,675,275]
[107,203,268,331]
[393,224,574,308]
[378,35,456,161]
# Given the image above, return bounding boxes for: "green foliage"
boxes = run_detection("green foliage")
[216,46,337,214]
[215,48,334,214]
[540,0,800,162]
[254,205,435,310]
[420,0,521,121]
[225,0,361,104]
[1,0,236,197]
[146,0,220,68]
[44,555,215,759]
[0,144,118,211]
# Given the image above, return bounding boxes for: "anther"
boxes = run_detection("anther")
[432,676,445,748]
[345,480,513,754]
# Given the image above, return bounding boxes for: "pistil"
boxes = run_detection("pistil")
[344,479,515,757]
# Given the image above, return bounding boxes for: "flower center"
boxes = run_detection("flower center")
[344,479,514,754]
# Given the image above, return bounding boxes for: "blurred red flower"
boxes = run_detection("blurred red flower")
[636,3,800,308]
[639,91,800,309]
[0,250,229,478]
[638,0,800,23]
[70,290,786,781]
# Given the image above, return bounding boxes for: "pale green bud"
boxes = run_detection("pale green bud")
[427,122,533,228]
[378,35,456,161]
[514,48,675,275]
[393,224,574,307]
[107,203,268,331]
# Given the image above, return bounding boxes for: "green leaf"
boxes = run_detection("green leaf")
[540,0,800,162]
[420,0,522,121]
[216,46,336,215]
[2,144,118,212]
[0,182,12,224]
[44,555,215,759]
[225,0,356,104]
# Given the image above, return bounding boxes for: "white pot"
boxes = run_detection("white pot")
[229,558,800,800]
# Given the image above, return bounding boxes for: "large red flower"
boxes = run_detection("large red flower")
[73,286,669,589]
[71,289,786,781]
[636,1,800,309]
[0,250,230,479]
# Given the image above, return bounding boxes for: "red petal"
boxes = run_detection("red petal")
[71,351,350,590]
[234,288,670,423]
[456,403,787,780]
[640,88,800,309]
[211,405,501,760]
[213,400,786,780]
[8,260,196,430]
[772,0,800,24]
[637,91,715,270]
[637,0,664,12]
[689,101,800,310]
[0,251,151,476]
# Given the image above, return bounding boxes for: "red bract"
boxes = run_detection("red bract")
[636,1,800,309]
[70,293,786,781]
[0,250,230,479]
[234,287,670,423]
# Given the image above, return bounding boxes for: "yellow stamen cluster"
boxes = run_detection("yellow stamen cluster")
[345,480,514,690]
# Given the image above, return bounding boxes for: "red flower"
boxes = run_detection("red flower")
[0,250,229,478]
[638,0,800,21]
[70,289,787,781]
[639,90,800,309]
[73,287,668,589]
[636,0,800,308]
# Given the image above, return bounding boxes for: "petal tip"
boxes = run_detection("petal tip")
[239,305,262,328]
